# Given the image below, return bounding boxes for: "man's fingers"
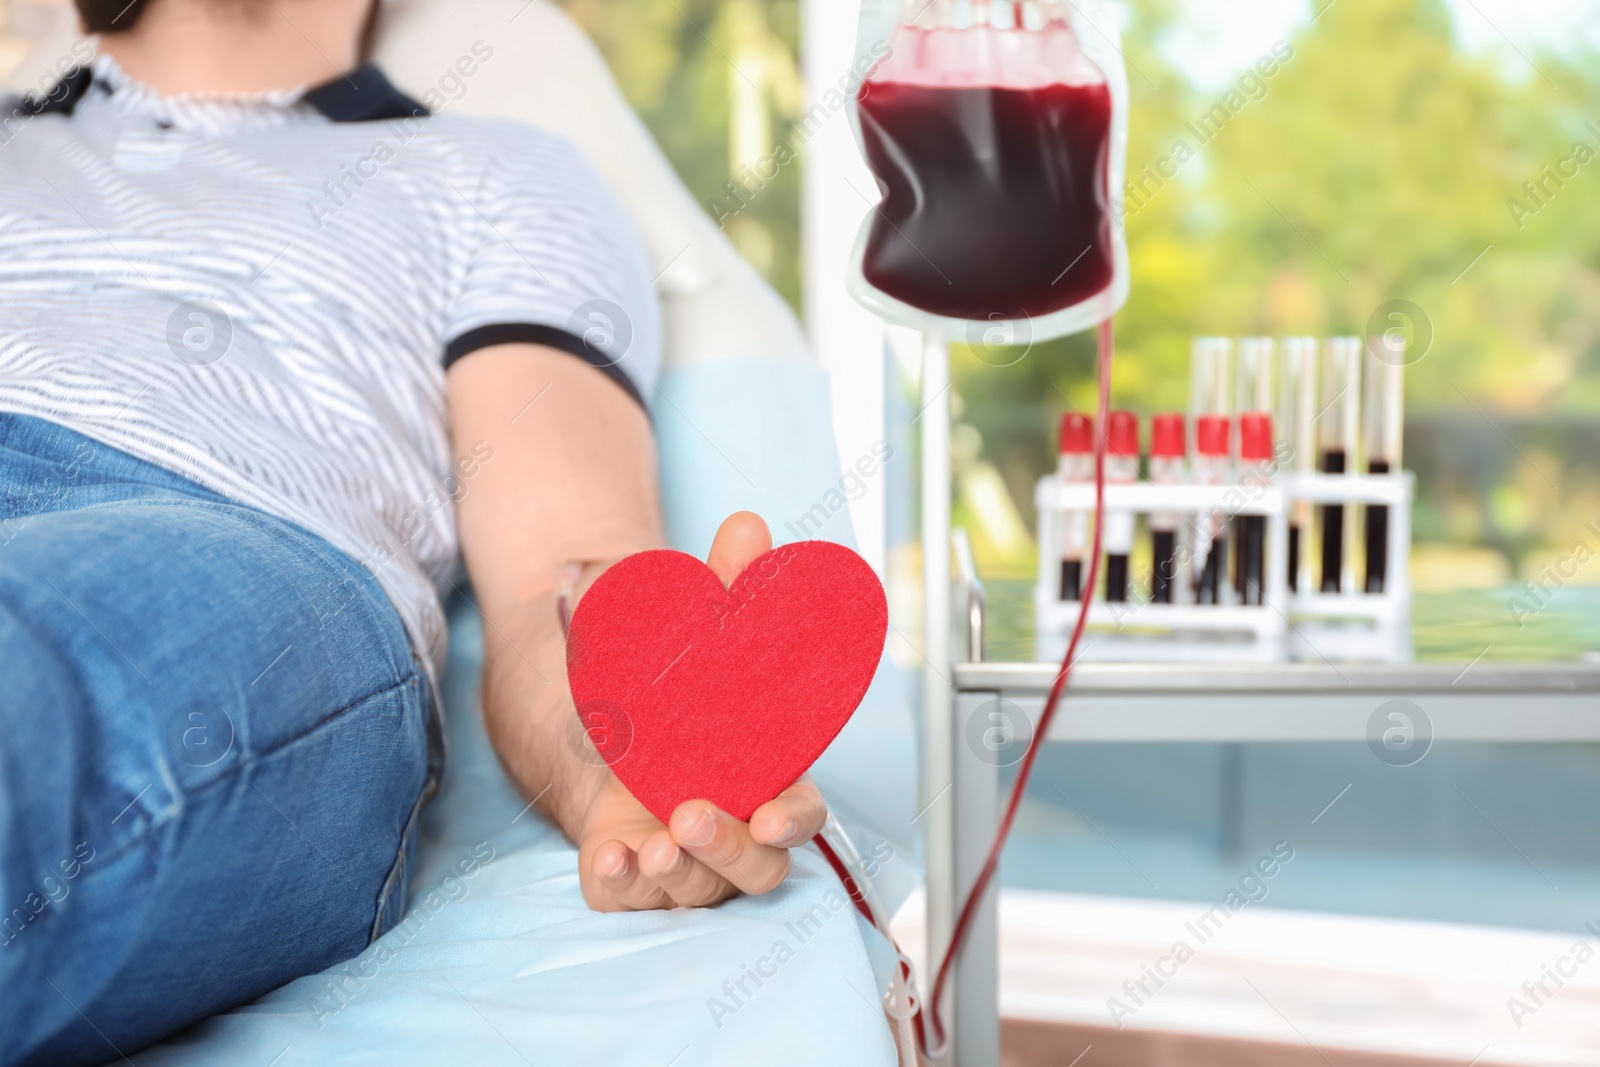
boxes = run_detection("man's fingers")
[670,801,790,897]
[706,511,772,589]
[637,828,738,908]
[748,777,827,848]
[584,839,671,912]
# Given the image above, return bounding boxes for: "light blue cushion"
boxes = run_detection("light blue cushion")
[143,358,919,1065]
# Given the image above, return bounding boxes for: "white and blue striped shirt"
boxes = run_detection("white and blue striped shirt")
[0,54,661,679]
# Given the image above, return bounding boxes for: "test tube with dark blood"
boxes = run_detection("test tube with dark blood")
[1189,339,1232,604]
[1278,337,1318,593]
[1319,337,1362,594]
[1193,414,1231,605]
[1103,411,1140,602]
[1364,337,1405,593]
[1237,412,1275,605]
[1320,446,1346,593]
[1148,413,1186,603]
[1233,339,1275,598]
[1056,413,1094,601]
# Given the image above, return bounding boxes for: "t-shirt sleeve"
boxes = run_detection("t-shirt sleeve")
[441,129,661,410]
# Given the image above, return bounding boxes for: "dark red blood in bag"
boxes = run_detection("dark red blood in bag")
[856,79,1114,321]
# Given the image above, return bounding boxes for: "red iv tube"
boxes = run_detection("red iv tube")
[1103,411,1139,602]
[1148,413,1185,603]
[1056,413,1094,600]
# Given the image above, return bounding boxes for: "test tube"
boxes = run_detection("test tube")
[1189,337,1232,454]
[1237,412,1274,605]
[1234,338,1276,416]
[1232,339,1274,596]
[1363,339,1405,593]
[1319,337,1362,594]
[1056,413,1094,601]
[1190,338,1232,606]
[1148,413,1186,603]
[1278,337,1318,592]
[1104,411,1140,602]
[1193,414,1231,605]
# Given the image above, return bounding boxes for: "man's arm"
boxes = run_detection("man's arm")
[446,344,825,911]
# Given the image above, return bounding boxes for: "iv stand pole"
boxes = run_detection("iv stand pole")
[920,331,956,1056]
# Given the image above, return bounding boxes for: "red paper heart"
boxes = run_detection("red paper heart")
[565,541,887,824]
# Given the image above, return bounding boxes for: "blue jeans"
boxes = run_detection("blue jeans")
[0,414,439,1066]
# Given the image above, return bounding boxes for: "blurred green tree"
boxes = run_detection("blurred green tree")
[562,0,1600,576]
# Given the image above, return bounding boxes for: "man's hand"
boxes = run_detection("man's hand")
[575,511,828,911]
[447,346,825,913]
[578,775,826,911]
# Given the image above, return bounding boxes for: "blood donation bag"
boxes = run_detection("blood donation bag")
[847,0,1129,340]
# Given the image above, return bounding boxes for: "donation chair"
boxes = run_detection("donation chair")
[5,2,921,1063]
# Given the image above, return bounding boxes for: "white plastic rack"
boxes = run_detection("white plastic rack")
[1033,469,1415,663]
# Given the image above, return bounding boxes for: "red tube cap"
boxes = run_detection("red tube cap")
[1196,415,1231,457]
[1108,411,1139,457]
[1059,413,1093,454]
[1239,411,1274,461]
[1151,414,1185,458]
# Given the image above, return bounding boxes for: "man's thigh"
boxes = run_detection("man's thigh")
[0,497,433,1067]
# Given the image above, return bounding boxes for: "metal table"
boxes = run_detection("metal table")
[915,336,1600,1066]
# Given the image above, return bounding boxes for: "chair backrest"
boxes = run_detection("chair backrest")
[3,0,811,371]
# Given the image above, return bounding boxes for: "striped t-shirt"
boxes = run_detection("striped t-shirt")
[0,54,661,680]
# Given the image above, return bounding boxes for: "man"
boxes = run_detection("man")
[0,1,826,1061]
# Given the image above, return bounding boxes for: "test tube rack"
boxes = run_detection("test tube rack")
[1034,477,1289,662]
[1282,469,1415,663]
[1033,469,1414,664]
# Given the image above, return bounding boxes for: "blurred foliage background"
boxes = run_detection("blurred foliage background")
[558,0,1600,593]
[8,0,1589,595]
[563,0,808,305]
